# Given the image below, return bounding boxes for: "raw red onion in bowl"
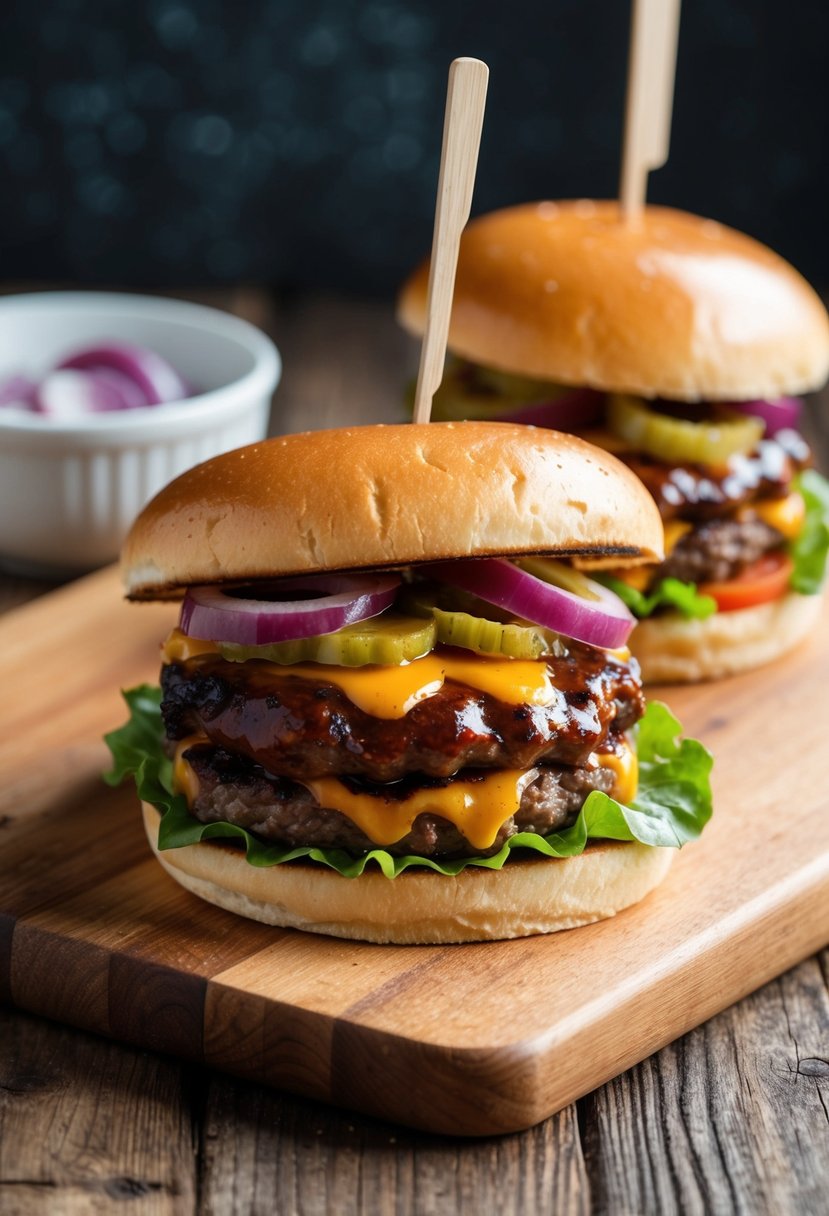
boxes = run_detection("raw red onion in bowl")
[35,370,140,418]
[0,341,192,419]
[421,558,635,649]
[725,397,801,437]
[180,573,402,646]
[0,374,38,410]
[58,341,189,405]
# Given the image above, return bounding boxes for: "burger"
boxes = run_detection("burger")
[398,202,829,682]
[106,421,712,944]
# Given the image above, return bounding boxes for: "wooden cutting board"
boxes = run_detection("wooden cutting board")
[1,566,827,1136]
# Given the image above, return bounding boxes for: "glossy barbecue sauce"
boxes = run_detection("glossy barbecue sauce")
[619,430,811,521]
[160,640,644,784]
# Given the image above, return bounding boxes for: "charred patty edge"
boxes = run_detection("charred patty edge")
[178,742,619,860]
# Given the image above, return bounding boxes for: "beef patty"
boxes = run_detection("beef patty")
[182,743,618,859]
[161,643,644,781]
[659,517,785,585]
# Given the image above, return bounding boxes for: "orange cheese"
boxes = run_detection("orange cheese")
[753,491,805,540]
[592,735,638,806]
[663,519,692,555]
[163,632,220,661]
[172,734,205,804]
[306,769,539,850]
[161,628,560,720]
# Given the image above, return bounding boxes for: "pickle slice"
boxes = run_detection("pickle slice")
[608,394,763,464]
[218,613,437,667]
[401,583,564,659]
[430,605,564,659]
[515,556,602,601]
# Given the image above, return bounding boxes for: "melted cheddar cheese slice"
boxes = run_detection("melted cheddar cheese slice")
[162,628,560,719]
[752,490,805,540]
[306,769,539,850]
[590,738,638,806]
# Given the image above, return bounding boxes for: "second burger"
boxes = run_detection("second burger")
[398,201,829,682]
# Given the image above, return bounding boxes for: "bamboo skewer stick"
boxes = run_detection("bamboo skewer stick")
[411,57,489,425]
[619,0,681,219]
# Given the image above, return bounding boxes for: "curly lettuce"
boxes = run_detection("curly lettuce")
[790,469,829,595]
[104,686,712,878]
[597,573,717,621]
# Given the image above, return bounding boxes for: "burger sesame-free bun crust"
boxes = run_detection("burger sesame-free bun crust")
[141,802,673,944]
[121,421,663,598]
[398,201,829,401]
[631,591,822,684]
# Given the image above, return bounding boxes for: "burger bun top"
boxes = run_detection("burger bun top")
[398,201,829,401]
[121,421,662,598]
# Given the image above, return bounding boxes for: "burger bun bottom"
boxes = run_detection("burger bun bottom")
[631,591,821,684]
[142,803,673,944]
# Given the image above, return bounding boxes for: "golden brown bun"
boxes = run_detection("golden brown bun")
[141,802,673,944]
[398,201,829,401]
[631,591,822,683]
[121,421,663,598]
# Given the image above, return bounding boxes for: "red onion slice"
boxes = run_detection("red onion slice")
[421,559,635,649]
[180,573,402,645]
[88,366,151,409]
[35,369,138,417]
[725,397,801,437]
[58,341,189,405]
[496,388,604,430]
[0,373,38,410]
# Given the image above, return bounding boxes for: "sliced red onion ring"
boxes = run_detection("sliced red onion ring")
[88,366,151,409]
[421,559,635,649]
[496,388,604,430]
[725,397,801,437]
[58,341,188,405]
[35,369,139,418]
[0,373,38,410]
[180,573,402,645]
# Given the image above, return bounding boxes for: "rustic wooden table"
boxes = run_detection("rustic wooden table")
[1,291,827,1215]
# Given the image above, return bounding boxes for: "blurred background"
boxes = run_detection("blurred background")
[1,0,827,295]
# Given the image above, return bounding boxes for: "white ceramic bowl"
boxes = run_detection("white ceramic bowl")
[0,292,281,574]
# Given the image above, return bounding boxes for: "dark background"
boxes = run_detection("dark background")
[2,0,827,295]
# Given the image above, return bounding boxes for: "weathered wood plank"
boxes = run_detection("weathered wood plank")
[0,1008,197,1216]
[197,1081,589,1216]
[581,948,829,1215]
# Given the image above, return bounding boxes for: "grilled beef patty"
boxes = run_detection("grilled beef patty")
[181,742,618,859]
[659,517,785,585]
[161,643,644,782]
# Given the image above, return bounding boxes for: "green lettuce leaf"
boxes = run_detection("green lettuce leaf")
[597,573,717,621]
[104,686,712,878]
[790,469,829,595]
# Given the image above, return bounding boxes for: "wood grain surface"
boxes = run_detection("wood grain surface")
[1,292,828,1212]
[1,555,827,1138]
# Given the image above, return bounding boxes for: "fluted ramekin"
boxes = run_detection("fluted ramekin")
[0,292,281,574]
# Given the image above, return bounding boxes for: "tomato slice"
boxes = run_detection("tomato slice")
[699,551,793,613]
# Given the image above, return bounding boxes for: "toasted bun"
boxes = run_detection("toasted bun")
[631,591,822,683]
[121,421,662,598]
[141,802,672,944]
[398,202,829,401]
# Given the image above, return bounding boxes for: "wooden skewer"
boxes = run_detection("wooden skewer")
[411,57,489,425]
[619,0,681,219]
